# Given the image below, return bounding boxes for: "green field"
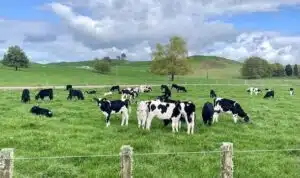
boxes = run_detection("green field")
[0,85,299,177]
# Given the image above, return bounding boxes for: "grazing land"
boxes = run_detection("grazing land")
[0,84,299,177]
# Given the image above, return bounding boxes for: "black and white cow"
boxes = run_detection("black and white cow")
[21,89,30,103]
[210,89,217,98]
[110,85,120,92]
[85,90,97,94]
[171,84,187,92]
[66,85,72,91]
[289,88,294,96]
[202,102,214,126]
[67,89,85,100]
[120,89,138,101]
[213,97,250,124]
[30,106,53,117]
[264,90,274,99]
[137,99,195,134]
[93,98,131,127]
[246,87,261,95]
[139,85,152,93]
[35,89,53,100]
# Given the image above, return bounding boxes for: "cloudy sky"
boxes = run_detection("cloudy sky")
[1,0,300,64]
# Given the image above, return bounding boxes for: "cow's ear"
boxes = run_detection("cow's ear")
[102,98,107,101]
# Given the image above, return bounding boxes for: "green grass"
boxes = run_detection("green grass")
[0,85,299,177]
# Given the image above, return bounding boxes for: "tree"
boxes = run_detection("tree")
[94,58,111,74]
[240,56,272,79]
[271,63,285,77]
[285,64,293,76]
[150,36,190,81]
[121,53,127,60]
[116,56,121,60]
[2,45,29,70]
[103,56,111,63]
[293,64,298,76]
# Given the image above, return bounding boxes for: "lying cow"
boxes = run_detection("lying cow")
[171,84,187,92]
[67,89,84,100]
[137,99,195,134]
[93,98,131,127]
[210,89,217,98]
[30,106,53,117]
[140,85,152,93]
[247,87,261,95]
[21,89,30,103]
[202,102,214,126]
[213,97,250,124]
[264,90,274,99]
[35,89,53,101]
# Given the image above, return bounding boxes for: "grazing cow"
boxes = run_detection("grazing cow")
[30,106,53,117]
[171,84,187,92]
[246,87,261,95]
[137,99,195,134]
[66,85,72,91]
[67,89,84,100]
[104,91,113,96]
[210,89,217,98]
[110,85,120,92]
[290,88,294,96]
[35,89,53,101]
[120,89,139,101]
[264,90,274,99]
[93,98,131,127]
[21,89,30,103]
[85,90,97,94]
[202,102,214,126]
[213,97,250,124]
[140,85,152,93]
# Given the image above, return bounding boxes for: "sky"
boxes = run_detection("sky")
[1,0,300,64]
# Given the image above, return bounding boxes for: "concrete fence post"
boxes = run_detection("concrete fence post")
[120,145,133,178]
[0,148,15,178]
[220,142,233,178]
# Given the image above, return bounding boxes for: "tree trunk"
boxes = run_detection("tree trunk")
[15,66,18,71]
[171,73,174,81]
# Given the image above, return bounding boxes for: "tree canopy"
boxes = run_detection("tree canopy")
[94,58,111,74]
[2,45,29,70]
[240,56,272,79]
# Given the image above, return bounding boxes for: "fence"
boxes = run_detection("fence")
[1,143,299,178]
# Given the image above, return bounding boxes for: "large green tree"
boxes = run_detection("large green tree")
[240,56,272,79]
[150,36,190,81]
[2,45,29,71]
[285,64,293,76]
[271,63,285,77]
[94,58,111,74]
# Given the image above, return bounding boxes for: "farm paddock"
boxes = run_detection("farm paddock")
[0,85,299,177]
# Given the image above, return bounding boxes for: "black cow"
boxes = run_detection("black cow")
[110,85,120,92]
[21,89,30,103]
[93,98,131,127]
[202,102,214,125]
[35,89,53,100]
[30,106,53,117]
[213,97,250,124]
[171,84,187,92]
[86,90,97,94]
[67,89,84,100]
[210,89,217,98]
[160,85,171,99]
[264,90,274,99]
[66,85,72,91]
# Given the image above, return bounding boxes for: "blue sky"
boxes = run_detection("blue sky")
[1,0,300,64]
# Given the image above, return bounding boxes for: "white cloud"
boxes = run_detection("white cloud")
[1,0,300,64]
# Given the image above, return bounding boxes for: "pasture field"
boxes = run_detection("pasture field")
[0,85,299,177]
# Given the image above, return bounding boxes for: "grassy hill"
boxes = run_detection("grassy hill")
[0,55,244,86]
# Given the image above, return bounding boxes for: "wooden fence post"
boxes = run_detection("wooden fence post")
[220,142,233,178]
[120,145,133,178]
[0,148,15,178]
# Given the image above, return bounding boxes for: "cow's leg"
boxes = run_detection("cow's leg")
[171,119,176,133]
[145,114,154,130]
[103,112,110,127]
[124,110,129,126]
[232,114,238,123]
[213,112,219,123]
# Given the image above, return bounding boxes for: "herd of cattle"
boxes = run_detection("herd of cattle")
[19,84,294,135]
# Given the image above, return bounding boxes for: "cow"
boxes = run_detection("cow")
[202,102,214,126]
[140,85,152,93]
[246,87,261,95]
[85,90,97,94]
[137,99,196,134]
[264,90,274,99]
[110,85,120,92]
[30,106,53,117]
[35,89,53,101]
[213,97,250,124]
[210,89,217,98]
[120,89,138,101]
[93,98,131,127]
[290,88,294,96]
[66,85,72,91]
[67,89,84,100]
[21,89,30,103]
[160,85,171,99]
[171,84,187,92]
